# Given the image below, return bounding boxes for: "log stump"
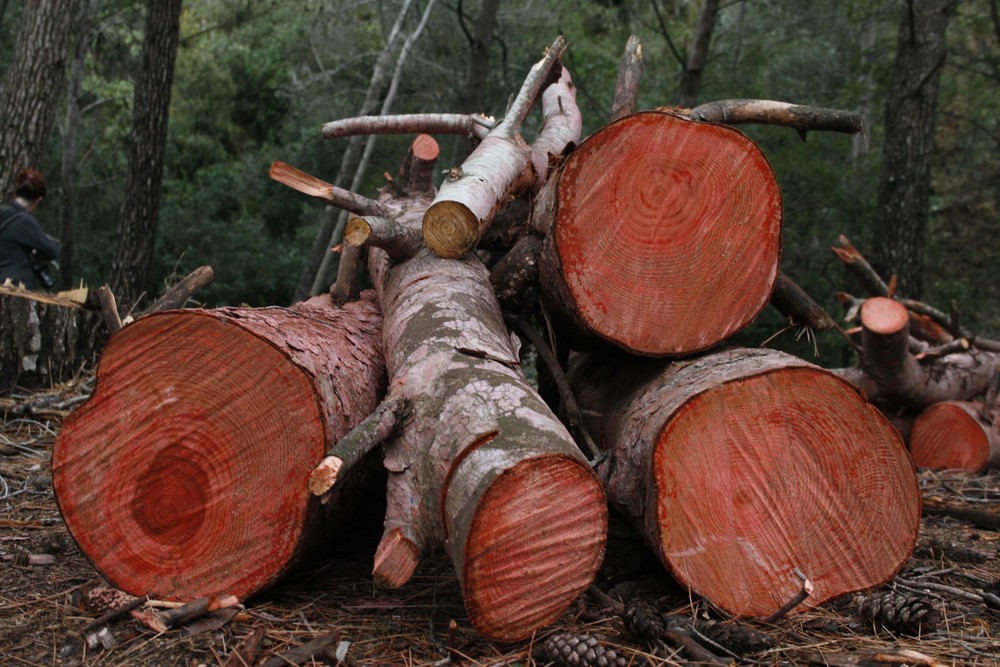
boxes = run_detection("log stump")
[910,401,1000,473]
[51,293,386,601]
[534,111,782,356]
[572,347,921,617]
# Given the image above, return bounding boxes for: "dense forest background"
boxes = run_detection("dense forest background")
[0,0,997,367]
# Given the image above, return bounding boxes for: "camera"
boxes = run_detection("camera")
[28,249,55,289]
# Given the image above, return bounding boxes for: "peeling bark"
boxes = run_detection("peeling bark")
[301,135,606,642]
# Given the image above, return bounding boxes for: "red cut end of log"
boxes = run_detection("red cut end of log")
[462,455,607,642]
[412,133,440,162]
[552,111,781,355]
[860,297,909,335]
[52,310,366,601]
[910,402,990,473]
[652,369,919,617]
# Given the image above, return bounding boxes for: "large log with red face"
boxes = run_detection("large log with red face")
[52,294,386,601]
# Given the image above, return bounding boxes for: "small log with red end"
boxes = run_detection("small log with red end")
[910,401,1000,473]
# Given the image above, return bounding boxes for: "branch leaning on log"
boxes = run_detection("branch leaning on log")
[570,346,921,618]
[275,134,606,643]
[52,293,387,601]
[831,297,1000,408]
[689,99,865,136]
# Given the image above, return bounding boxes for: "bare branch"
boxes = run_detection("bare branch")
[611,35,644,121]
[691,99,864,135]
[322,113,495,141]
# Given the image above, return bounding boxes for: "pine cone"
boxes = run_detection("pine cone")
[532,633,637,667]
[856,590,941,636]
[623,599,666,644]
[82,587,138,615]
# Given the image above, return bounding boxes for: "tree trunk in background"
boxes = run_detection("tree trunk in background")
[676,0,720,108]
[851,18,878,162]
[311,0,438,295]
[0,0,78,196]
[292,0,415,303]
[109,0,183,312]
[872,0,954,299]
[59,0,100,289]
[448,0,501,165]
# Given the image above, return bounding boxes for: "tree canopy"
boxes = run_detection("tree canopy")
[0,0,996,362]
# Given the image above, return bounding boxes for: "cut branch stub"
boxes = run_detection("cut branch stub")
[910,401,1000,473]
[832,296,1000,407]
[52,294,386,601]
[536,111,782,356]
[571,347,920,618]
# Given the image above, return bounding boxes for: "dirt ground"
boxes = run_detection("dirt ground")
[2,378,999,667]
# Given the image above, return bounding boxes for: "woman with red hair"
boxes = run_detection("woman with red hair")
[0,168,60,289]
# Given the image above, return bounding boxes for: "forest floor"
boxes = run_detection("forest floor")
[2,378,999,667]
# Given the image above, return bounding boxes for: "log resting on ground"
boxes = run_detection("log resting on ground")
[832,297,1000,408]
[910,401,1000,473]
[52,293,386,601]
[292,135,607,643]
[532,111,782,356]
[571,347,920,617]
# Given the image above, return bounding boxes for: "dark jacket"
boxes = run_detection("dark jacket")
[0,203,60,290]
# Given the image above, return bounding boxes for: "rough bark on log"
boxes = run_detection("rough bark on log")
[570,347,920,618]
[312,135,607,642]
[533,111,782,356]
[51,293,386,601]
[833,297,1000,408]
[909,401,1000,473]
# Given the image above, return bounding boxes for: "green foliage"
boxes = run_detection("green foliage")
[1,0,995,342]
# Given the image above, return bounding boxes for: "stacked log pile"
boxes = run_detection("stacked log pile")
[52,34,1000,642]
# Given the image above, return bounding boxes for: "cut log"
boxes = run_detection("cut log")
[297,134,607,643]
[833,297,1000,407]
[51,293,386,601]
[533,111,782,356]
[910,401,1000,473]
[570,347,920,617]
